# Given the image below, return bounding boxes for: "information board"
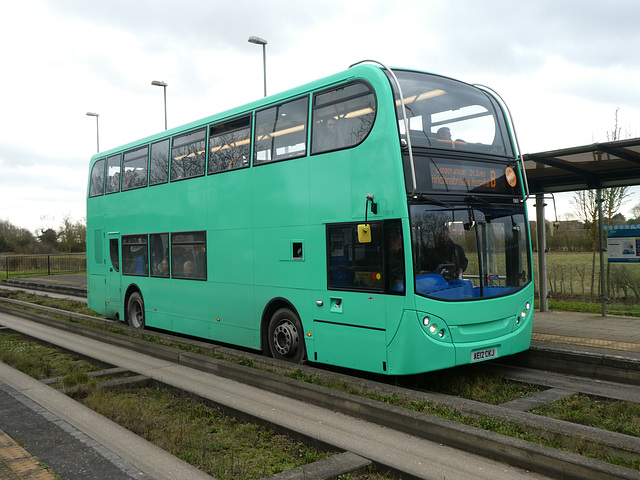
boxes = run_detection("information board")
[607,228,640,263]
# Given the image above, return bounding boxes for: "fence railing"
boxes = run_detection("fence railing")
[3,253,87,278]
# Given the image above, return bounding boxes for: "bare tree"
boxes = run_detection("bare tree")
[571,108,632,300]
[571,190,599,299]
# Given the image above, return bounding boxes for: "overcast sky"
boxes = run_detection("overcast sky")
[2,0,640,233]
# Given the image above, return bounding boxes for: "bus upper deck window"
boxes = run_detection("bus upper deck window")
[105,154,121,194]
[209,116,251,173]
[254,97,308,164]
[88,158,105,197]
[123,146,149,190]
[171,129,206,181]
[150,139,170,185]
[311,82,376,155]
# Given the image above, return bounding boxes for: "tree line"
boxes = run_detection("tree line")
[0,216,86,254]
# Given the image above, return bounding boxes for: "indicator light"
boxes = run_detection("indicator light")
[429,325,437,334]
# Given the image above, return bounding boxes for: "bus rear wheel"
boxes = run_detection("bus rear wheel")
[268,308,306,363]
[127,292,145,329]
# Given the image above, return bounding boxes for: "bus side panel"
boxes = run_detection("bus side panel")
[88,274,106,315]
[312,291,393,374]
[165,280,210,338]
[252,160,310,228]
[142,278,173,331]
[313,321,387,374]
[207,169,253,230]
[207,281,260,349]
[206,228,260,348]
[308,153,352,223]
[209,230,255,286]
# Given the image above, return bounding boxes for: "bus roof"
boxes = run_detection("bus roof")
[89,62,395,161]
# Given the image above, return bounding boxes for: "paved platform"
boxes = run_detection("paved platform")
[532,309,640,354]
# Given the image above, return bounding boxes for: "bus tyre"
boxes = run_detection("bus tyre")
[127,292,145,329]
[268,308,306,363]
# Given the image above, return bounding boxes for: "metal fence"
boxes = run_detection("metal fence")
[3,253,87,278]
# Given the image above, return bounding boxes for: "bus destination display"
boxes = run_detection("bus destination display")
[429,160,518,194]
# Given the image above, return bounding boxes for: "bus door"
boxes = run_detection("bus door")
[87,226,106,314]
[312,222,395,374]
[105,232,122,318]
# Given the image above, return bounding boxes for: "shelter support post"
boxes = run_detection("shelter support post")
[535,194,549,312]
[597,188,607,317]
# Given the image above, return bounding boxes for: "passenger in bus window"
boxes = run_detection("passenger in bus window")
[157,258,169,275]
[130,244,145,274]
[436,127,452,141]
[317,117,341,151]
[123,170,132,190]
[183,260,195,277]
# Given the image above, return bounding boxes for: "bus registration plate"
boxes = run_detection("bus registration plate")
[471,347,498,363]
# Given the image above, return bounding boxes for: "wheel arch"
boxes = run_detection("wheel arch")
[260,297,301,356]
[123,283,142,323]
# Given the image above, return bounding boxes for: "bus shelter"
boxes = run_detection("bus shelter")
[523,137,640,315]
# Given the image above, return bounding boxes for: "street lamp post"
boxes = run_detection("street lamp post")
[151,80,168,130]
[248,36,267,97]
[86,112,99,153]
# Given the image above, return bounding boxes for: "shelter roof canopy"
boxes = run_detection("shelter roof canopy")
[523,138,640,194]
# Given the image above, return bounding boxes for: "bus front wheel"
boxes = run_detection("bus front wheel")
[268,308,306,363]
[127,292,145,329]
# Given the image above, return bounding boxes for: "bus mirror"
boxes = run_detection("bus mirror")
[358,224,372,243]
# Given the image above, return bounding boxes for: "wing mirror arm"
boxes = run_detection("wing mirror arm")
[358,193,377,243]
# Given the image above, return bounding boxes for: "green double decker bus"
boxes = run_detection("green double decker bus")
[86,61,533,375]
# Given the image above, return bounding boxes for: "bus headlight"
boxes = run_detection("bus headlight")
[517,301,532,326]
[418,312,450,342]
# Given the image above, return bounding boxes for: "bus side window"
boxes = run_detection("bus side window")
[122,235,148,276]
[311,82,376,155]
[150,233,169,277]
[122,146,149,190]
[105,154,121,194]
[109,238,119,272]
[327,223,383,292]
[150,139,170,185]
[88,158,105,197]
[171,129,206,181]
[254,97,308,164]
[171,231,206,280]
[208,116,251,173]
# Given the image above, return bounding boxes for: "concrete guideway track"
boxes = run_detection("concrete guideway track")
[0,311,551,480]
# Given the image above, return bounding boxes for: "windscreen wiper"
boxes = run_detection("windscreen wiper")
[417,195,455,209]
[464,194,492,208]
